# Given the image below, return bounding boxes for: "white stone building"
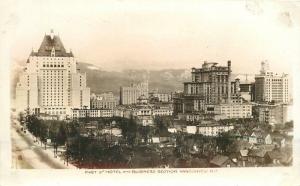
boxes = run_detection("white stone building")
[198,124,234,136]
[15,30,90,117]
[71,109,113,119]
[120,82,148,105]
[214,103,252,119]
[255,61,289,103]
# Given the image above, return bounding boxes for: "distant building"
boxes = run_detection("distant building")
[90,92,118,109]
[254,103,289,125]
[174,61,242,115]
[239,83,255,102]
[254,61,289,103]
[210,155,236,167]
[120,82,148,105]
[15,30,90,117]
[198,124,234,136]
[149,89,172,103]
[152,103,173,116]
[71,108,113,119]
[211,103,252,120]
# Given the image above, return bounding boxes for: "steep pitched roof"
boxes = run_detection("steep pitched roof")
[31,34,73,57]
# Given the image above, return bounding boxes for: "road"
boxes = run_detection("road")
[11,122,74,169]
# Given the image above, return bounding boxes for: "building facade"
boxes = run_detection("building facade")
[90,92,118,109]
[15,30,90,117]
[198,124,234,136]
[255,103,289,125]
[254,61,289,103]
[213,103,252,120]
[149,89,172,103]
[72,108,113,119]
[120,82,148,105]
[174,61,242,115]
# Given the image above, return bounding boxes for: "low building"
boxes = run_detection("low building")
[149,90,172,103]
[136,115,154,126]
[177,113,204,122]
[210,155,236,167]
[212,103,252,119]
[255,103,289,125]
[38,113,59,120]
[101,128,122,137]
[186,126,197,134]
[152,104,173,116]
[248,148,267,165]
[72,108,113,119]
[198,124,234,136]
[249,132,272,145]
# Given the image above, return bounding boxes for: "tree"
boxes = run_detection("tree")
[216,132,233,154]
[57,124,67,145]
[139,126,151,143]
[120,116,137,146]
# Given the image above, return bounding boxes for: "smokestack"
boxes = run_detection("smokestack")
[227,60,231,103]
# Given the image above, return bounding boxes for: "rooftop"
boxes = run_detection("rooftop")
[31,31,73,57]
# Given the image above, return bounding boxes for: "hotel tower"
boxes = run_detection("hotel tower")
[15,30,90,117]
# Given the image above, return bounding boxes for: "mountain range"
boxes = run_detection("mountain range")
[11,61,254,98]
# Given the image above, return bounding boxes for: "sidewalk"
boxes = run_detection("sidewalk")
[12,120,77,169]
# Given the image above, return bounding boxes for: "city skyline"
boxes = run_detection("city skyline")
[5,0,300,74]
[0,2,298,186]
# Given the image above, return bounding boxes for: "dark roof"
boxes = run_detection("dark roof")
[267,150,283,160]
[210,155,229,166]
[258,144,275,152]
[31,34,73,57]
[248,149,267,158]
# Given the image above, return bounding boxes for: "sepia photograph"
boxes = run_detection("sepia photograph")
[1,0,300,185]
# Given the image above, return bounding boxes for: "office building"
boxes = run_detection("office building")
[120,82,148,105]
[254,61,289,103]
[90,92,118,109]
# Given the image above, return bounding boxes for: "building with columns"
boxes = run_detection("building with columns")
[15,30,90,117]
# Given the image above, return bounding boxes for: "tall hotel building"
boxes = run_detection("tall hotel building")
[120,82,148,105]
[15,30,90,117]
[173,61,247,116]
[255,61,289,103]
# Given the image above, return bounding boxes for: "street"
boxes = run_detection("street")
[11,122,76,169]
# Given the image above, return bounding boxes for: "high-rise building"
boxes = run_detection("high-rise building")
[120,82,148,105]
[15,30,90,117]
[174,61,242,114]
[254,61,289,103]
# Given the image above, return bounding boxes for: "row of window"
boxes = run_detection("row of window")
[42,64,65,67]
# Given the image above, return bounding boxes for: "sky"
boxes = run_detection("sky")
[1,0,300,74]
